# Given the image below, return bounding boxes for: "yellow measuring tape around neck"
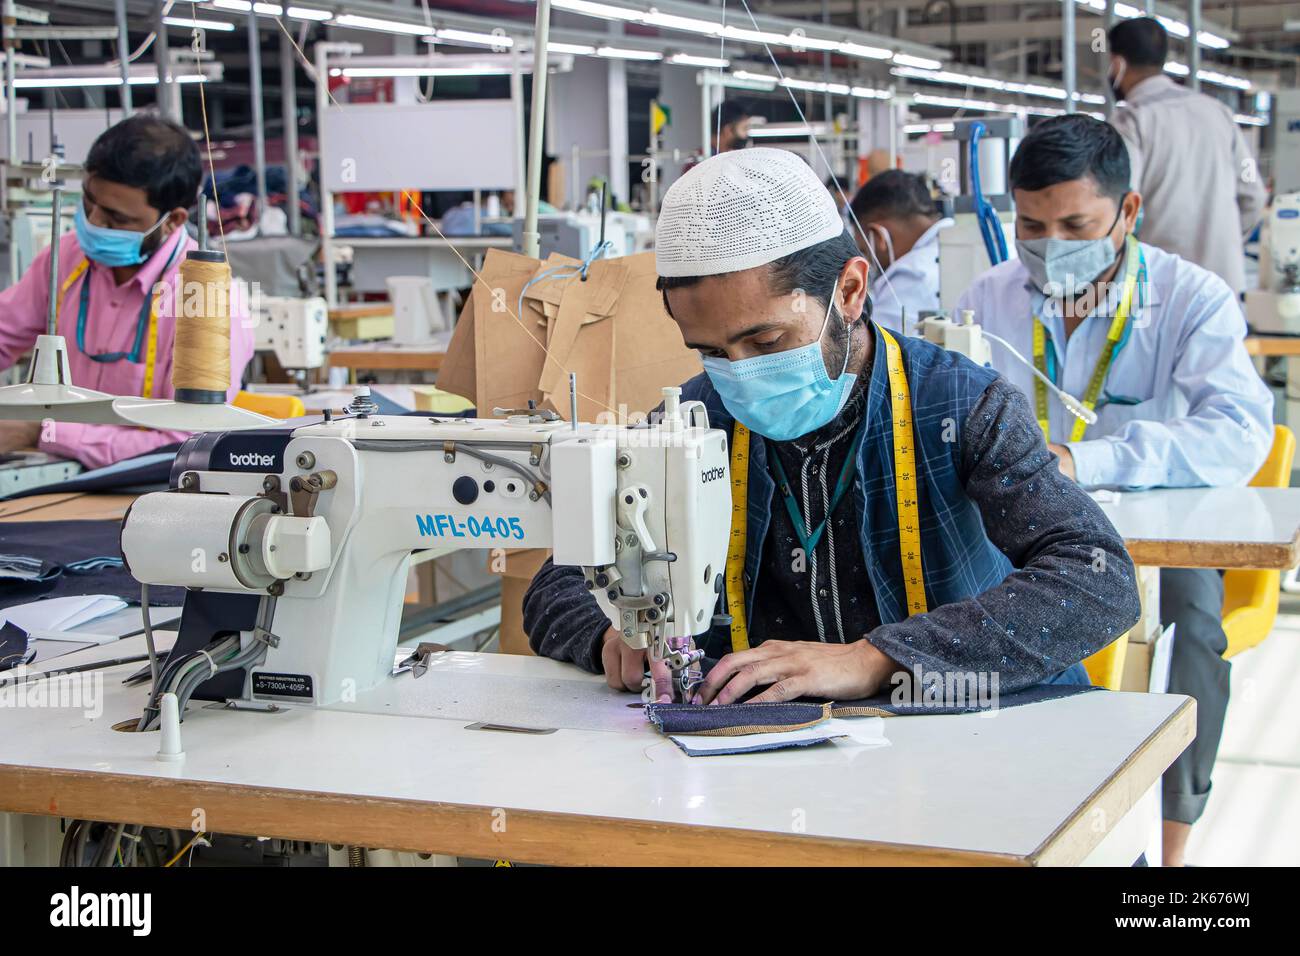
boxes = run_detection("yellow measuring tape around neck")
[1032,236,1141,444]
[723,325,928,653]
[55,257,163,399]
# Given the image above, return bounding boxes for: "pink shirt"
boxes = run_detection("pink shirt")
[0,227,255,470]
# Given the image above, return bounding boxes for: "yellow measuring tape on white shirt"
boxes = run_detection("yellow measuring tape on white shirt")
[724,325,927,653]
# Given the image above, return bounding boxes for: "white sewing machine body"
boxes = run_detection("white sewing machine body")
[1246,193,1300,334]
[252,295,330,371]
[120,393,731,707]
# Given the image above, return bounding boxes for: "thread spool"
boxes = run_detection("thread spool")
[172,249,232,404]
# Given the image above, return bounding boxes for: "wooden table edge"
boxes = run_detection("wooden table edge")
[0,764,1034,867]
[1123,537,1300,571]
[1028,695,1195,867]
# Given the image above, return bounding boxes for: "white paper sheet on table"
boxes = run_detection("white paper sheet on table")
[669,717,892,757]
[2,595,128,639]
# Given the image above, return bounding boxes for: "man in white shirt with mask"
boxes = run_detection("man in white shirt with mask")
[848,170,952,334]
[958,114,1274,867]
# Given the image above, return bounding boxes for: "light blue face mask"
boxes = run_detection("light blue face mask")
[702,278,857,442]
[75,202,167,268]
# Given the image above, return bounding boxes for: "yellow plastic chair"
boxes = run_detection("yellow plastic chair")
[233,390,306,419]
[1221,424,1296,659]
[1083,629,1130,691]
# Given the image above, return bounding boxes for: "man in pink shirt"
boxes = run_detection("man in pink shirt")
[0,115,254,470]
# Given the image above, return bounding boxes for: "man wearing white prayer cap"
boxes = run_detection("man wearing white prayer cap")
[524,147,1141,713]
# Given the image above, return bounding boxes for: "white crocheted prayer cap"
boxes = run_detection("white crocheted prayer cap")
[655,146,844,278]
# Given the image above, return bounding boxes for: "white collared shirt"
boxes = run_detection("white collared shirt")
[869,217,952,334]
[956,240,1273,491]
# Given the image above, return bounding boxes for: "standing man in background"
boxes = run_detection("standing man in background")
[710,101,753,155]
[849,170,952,333]
[1106,17,1266,295]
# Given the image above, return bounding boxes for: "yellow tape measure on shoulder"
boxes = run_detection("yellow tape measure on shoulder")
[724,325,928,653]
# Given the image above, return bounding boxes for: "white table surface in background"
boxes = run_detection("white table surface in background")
[0,646,1191,866]
[1098,487,1300,569]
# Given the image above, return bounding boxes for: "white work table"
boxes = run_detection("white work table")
[0,644,1192,866]
[1098,487,1300,569]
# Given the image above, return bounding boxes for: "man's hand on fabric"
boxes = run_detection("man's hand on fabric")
[0,421,42,455]
[693,639,898,705]
[600,626,672,702]
[1047,442,1077,481]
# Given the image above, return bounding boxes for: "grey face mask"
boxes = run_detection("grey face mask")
[1016,204,1125,298]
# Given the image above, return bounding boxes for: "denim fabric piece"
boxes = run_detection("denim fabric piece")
[831,682,1101,717]
[646,700,831,736]
[668,731,846,757]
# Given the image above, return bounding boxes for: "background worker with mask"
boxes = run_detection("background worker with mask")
[958,114,1273,866]
[0,114,255,469]
[524,146,1140,707]
[848,169,952,333]
[1106,16,1266,295]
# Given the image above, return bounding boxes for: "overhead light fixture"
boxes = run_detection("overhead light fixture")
[850,86,890,99]
[893,53,942,70]
[549,42,597,55]
[668,53,729,68]
[336,66,513,78]
[435,28,512,48]
[596,46,663,61]
[642,9,721,35]
[15,73,213,88]
[1066,1,1231,51]
[904,122,956,134]
[552,0,641,21]
[210,0,283,13]
[1235,114,1268,127]
[163,16,236,32]
[749,122,832,138]
[781,77,850,95]
[1163,61,1251,90]
[333,13,434,36]
[838,41,892,61]
[285,6,332,20]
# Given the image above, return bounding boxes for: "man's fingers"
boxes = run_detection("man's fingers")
[601,635,623,690]
[747,677,803,703]
[619,644,646,693]
[696,647,770,704]
[713,659,789,706]
[648,654,673,703]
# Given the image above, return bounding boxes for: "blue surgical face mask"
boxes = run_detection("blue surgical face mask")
[75,202,167,267]
[702,278,858,441]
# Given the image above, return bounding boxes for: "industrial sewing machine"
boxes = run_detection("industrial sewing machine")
[118,386,732,713]
[1245,193,1300,335]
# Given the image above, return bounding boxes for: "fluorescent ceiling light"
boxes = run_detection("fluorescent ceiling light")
[668,53,729,68]
[1163,61,1251,90]
[904,122,956,134]
[553,0,641,21]
[1235,114,1267,126]
[785,33,841,52]
[732,69,777,83]
[436,28,512,48]
[850,86,890,99]
[596,46,662,61]
[285,6,332,21]
[750,122,832,138]
[718,25,788,45]
[15,74,211,88]
[164,16,235,31]
[642,9,720,34]
[334,14,434,36]
[893,53,941,70]
[838,41,892,60]
[336,66,512,78]
[549,42,597,55]
[211,0,282,13]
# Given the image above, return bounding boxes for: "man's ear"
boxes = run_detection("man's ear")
[1121,191,1142,233]
[162,207,189,237]
[839,256,871,322]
